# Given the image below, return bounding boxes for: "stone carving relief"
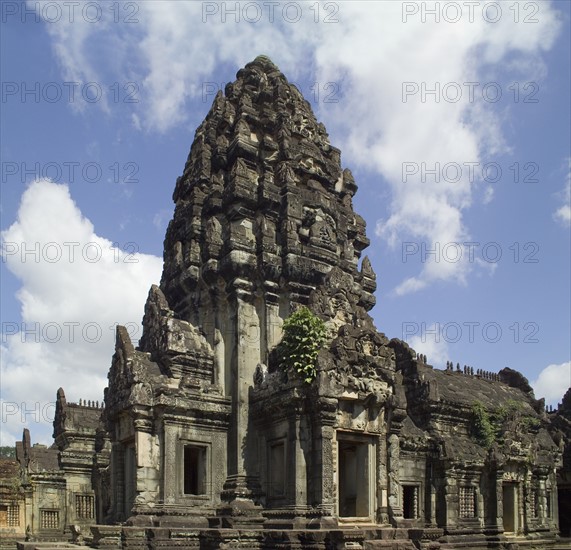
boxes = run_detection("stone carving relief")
[301,207,337,251]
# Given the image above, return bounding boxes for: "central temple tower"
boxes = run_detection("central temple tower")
[142,55,379,515]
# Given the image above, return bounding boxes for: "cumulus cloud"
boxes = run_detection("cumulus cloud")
[405,324,450,368]
[153,208,174,232]
[26,0,564,294]
[1,180,162,445]
[531,361,571,406]
[553,158,571,227]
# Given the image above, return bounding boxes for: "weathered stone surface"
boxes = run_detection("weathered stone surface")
[3,56,569,550]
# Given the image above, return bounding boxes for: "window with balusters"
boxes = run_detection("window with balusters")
[0,504,20,527]
[75,494,95,519]
[402,485,419,519]
[40,509,59,530]
[459,486,476,518]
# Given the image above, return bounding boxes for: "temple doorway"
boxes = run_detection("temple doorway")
[338,438,371,518]
[123,444,136,518]
[502,483,518,533]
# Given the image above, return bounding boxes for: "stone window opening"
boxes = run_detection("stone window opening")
[0,504,19,527]
[75,494,95,519]
[338,438,371,518]
[268,441,286,498]
[459,486,476,518]
[402,485,419,519]
[183,445,207,496]
[40,509,59,530]
[8,504,19,527]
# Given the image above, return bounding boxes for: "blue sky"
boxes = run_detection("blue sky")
[1,0,570,445]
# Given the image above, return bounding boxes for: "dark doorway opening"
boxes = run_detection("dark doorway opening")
[184,445,206,495]
[269,442,285,497]
[558,488,571,536]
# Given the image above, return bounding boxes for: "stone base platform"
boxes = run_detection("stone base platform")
[15,527,570,550]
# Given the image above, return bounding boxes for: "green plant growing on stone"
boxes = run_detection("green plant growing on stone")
[471,401,497,448]
[278,306,327,384]
[471,399,540,448]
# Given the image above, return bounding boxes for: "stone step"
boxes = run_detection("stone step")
[364,542,418,550]
[16,544,78,550]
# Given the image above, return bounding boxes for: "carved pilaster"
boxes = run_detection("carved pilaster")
[218,281,263,520]
[387,433,402,522]
[443,475,458,530]
[377,434,389,524]
[496,471,504,533]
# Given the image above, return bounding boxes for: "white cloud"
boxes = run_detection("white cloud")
[1,180,162,445]
[153,208,174,232]
[553,158,571,227]
[406,324,450,368]
[25,0,564,294]
[314,2,562,293]
[531,361,571,407]
[482,186,494,205]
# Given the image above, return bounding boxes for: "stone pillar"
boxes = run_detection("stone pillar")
[523,470,533,533]
[291,412,308,510]
[132,408,160,512]
[550,469,559,532]
[387,434,402,522]
[443,475,458,529]
[214,325,225,392]
[107,443,124,522]
[162,421,177,505]
[263,282,282,363]
[321,425,336,515]
[377,434,389,524]
[537,472,548,526]
[477,486,484,528]
[496,472,504,533]
[430,484,437,526]
[308,399,337,526]
[517,481,524,535]
[219,280,263,521]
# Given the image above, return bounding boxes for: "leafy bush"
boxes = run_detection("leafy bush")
[277,306,327,384]
[471,399,540,448]
[471,401,497,448]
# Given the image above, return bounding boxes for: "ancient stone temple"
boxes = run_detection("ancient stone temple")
[5,56,570,549]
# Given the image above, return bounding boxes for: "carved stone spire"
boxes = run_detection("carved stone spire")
[139,56,380,513]
[159,54,376,328]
